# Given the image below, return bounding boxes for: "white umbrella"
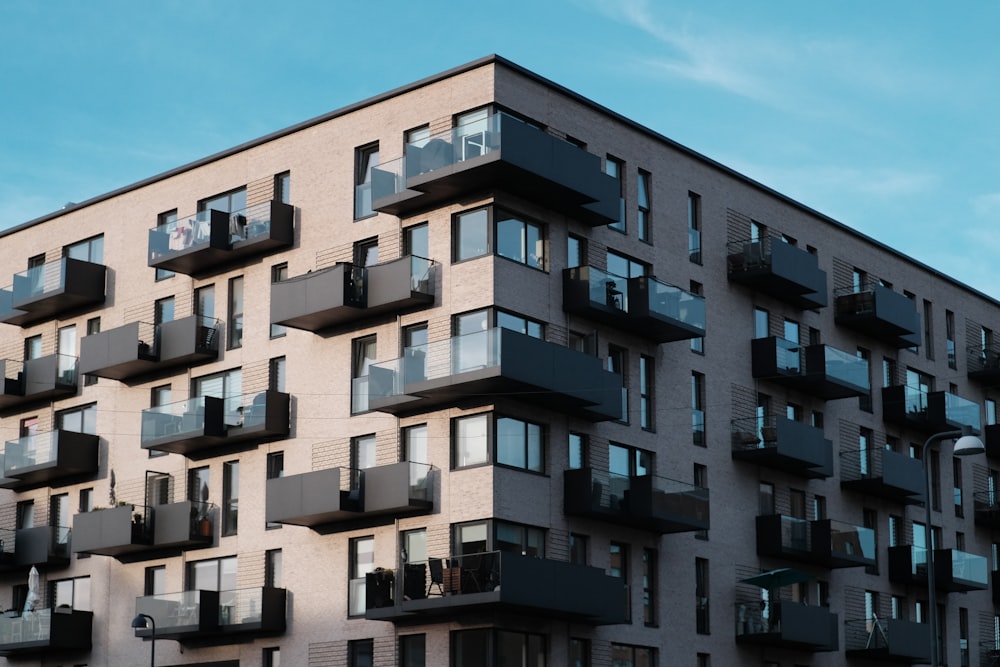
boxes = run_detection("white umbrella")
[22,565,40,616]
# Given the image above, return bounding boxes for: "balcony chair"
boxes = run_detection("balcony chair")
[427,558,445,597]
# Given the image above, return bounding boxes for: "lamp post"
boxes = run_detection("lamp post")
[922,428,984,667]
[131,612,156,667]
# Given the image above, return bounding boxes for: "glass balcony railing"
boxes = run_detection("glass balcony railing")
[135,590,205,631]
[406,462,433,503]
[942,392,981,431]
[348,576,367,616]
[370,156,406,201]
[0,608,56,643]
[355,183,373,219]
[140,396,219,443]
[149,210,223,257]
[828,520,876,560]
[819,345,870,390]
[5,431,64,473]
[772,337,803,373]
[409,255,435,294]
[644,278,706,330]
[12,259,70,303]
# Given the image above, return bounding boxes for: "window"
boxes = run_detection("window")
[58,403,96,434]
[496,416,544,472]
[569,638,589,667]
[609,442,651,479]
[988,399,997,426]
[637,169,651,242]
[23,334,41,361]
[149,385,171,458]
[452,520,544,557]
[351,335,376,414]
[193,367,242,421]
[954,457,964,517]
[759,482,775,515]
[568,432,586,469]
[266,452,284,529]
[228,276,244,349]
[200,186,247,217]
[569,533,588,565]
[753,307,769,339]
[496,209,544,269]
[451,412,543,472]
[400,634,425,667]
[264,647,281,667]
[403,424,428,464]
[454,208,489,261]
[84,317,100,385]
[642,548,657,626]
[52,576,91,611]
[50,493,70,552]
[696,557,710,634]
[352,433,377,471]
[195,284,215,320]
[275,171,291,204]
[354,236,379,267]
[688,192,702,263]
[188,466,210,504]
[692,372,705,446]
[857,347,872,412]
[923,299,934,359]
[78,488,93,513]
[610,643,654,667]
[145,565,166,595]
[944,309,955,368]
[610,542,629,622]
[155,210,177,280]
[567,234,585,269]
[354,142,379,219]
[270,263,288,337]
[608,344,628,423]
[451,628,546,667]
[269,356,286,392]
[56,324,77,384]
[266,549,283,588]
[403,528,427,566]
[606,155,625,232]
[690,281,704,353]
[65,234,104,263]
[348,536,375,616]
[694,464,708,540]
[222,461,239,536]
[606,249,647,281]
[639,355,654,431]
[154,295,174,325]
[405,221,429,258]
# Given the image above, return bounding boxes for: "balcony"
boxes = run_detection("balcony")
[266,463,432,530]
[750,337,869,400]
[968,345,1000,384]
[270,256,435,332]
[734,599,838,652]
[140,391,290,457]
[844,618,930,663]
[882,385,981,435]
[0,430,99,491]
[0,257,106,327]
[0,608,92,657]
[563,468,708,534]
[888,545,988,592]
[0,525,71,572]
[72,501,213,561]
[147,200,294,277]
[371,112,619,225]
[834,282,921,348]
[840,445,924,503]
[731,415,833,478]
[135,587,286,643]
[365,327,623,421]
[0,354,78,414]
[755,514,875,569]
[79,315,220,381]
[974,490,1000,528]
[562,267,706,343]
[365,550,626,625]
[726,237,827,309]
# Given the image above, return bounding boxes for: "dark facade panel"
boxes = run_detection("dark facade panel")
[731,416,833,478]
[269,264,364,331]
[727,237,828,309]
[834,283,921,348]
[735,600,838,651]
[882,386,981,434]
[0,609,92,656]
[840,447,925,504]
[845,617,930,663]
[0,258,106,327]
[887,545,988,592]
[0,430,99,491]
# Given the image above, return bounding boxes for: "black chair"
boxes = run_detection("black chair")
[427,558,445,597]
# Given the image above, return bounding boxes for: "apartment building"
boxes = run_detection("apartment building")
[0,54,998,667]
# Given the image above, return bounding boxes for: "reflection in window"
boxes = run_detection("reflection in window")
[455,208,489,261]
[496,210,544,269]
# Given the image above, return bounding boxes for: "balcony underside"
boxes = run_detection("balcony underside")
[369,368,617,422]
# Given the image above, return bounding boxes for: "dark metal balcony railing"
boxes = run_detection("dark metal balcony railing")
[0,257,106,327]
[844,617,930,662]
[0,354,78,413]
[365,327,623,421]
[370,111,619,224]
[731,415,833,478]
[756,514,875,568]
[365,550,626,625]
[967,344,1000,383]
[135,587,286,641]
[882,385,981,435]
[750,337,869,400]
[562,266,706,343]
[734,597,838,652]
[839,445,924,504]
[888,545,989,591]
[834,281,921,348]
[726,237,827,309]
[147,201,293,276]
[564,467,709,533]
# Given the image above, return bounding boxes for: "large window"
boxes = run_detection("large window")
[57,403,96,434]
[452,413,544,472]
[452,519,544,558]
[51,576,91,611]
[611,643,655,667]
[348,536,374,617]
[193,367,242,423]
[187,556,237,592]
[452,628,546,667]
[65,234,104,263]
[352,434,377,471]
[453,206,545,268]
[199,187,247,217]
[400,634,426,667]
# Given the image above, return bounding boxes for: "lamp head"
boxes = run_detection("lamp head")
[131,613,151,629]
[953,434,985,456]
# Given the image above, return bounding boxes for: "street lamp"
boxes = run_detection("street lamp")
[923,428,984,667]
[131,612,156,667]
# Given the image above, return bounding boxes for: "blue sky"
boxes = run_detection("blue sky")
[2,1,998,296]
